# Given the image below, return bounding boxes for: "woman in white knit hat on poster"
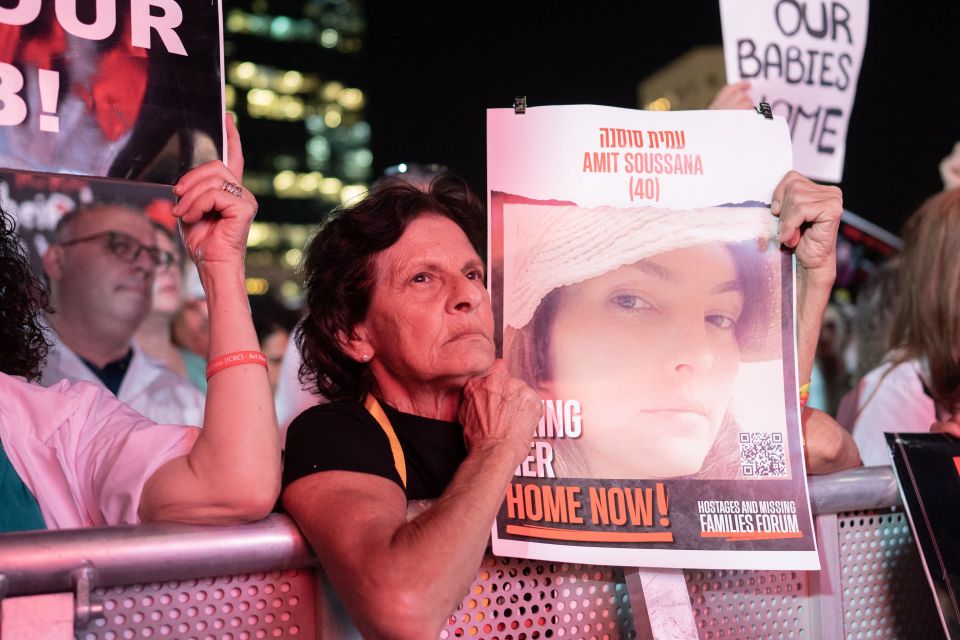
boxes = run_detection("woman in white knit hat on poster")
[501,182,859,479]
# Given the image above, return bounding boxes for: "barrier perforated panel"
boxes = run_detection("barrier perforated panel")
[838,510,943,640]
[439,556,637,639]
[78,568,316,640]
[687,569,810,639]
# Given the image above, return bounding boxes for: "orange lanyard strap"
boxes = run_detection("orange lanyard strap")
[364,394,408,490]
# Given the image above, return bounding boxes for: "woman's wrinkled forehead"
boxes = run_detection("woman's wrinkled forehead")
[369,213,482,287]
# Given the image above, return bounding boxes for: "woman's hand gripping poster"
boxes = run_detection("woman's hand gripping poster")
[489,105,819,570]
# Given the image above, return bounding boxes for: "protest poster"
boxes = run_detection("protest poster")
[0,0,224,184]
[887,432,960,639]
[719,0,869,183]
[1,167,174,274]
[487,105,818,570]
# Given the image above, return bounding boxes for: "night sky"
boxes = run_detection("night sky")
[365,1,960,235]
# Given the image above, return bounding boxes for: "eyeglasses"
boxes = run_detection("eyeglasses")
[57,231,177,272]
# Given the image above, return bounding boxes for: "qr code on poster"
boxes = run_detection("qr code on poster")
[739,432,787,477]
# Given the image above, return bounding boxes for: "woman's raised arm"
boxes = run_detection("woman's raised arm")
[771,171,843,385]
[138,115,281,524]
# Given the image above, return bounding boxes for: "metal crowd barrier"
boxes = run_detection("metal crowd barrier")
[0,467,944,639]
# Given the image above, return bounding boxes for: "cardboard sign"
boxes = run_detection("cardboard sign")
[488,105,818,570]
[720,0,869,183]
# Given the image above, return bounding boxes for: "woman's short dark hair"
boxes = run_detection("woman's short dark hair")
[0,206,52,380]
[297,174,484,402]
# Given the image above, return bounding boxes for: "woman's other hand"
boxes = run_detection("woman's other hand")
[931,417,960,438]
[708,81,754,111]
[459,360,542,464]
[803,407,862,474]
[171,114,258,268]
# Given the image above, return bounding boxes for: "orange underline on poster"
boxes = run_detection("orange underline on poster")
[700,531,803,541]
[506,525,674,543]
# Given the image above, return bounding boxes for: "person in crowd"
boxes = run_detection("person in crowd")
[135,223,208,392]
[941,141,960,191]
[173,264,212,360]
[275,325,318,439]
[274,164,451,434]
[0,116,280,532]
[40,200,205,425]
[281,170,848,637]
[835,257,901,429]
[250,295,299,394]
[850,189,960,464]
[851,257,902,381]
[808,303,853,417]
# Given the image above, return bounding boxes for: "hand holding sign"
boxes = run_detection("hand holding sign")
[172,115,256,269]
[772,170,843,278]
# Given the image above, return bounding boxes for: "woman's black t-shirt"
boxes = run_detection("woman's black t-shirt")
[282,401,468,500]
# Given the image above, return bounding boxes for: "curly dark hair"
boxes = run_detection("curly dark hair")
[297,174,484,402]
[0,206,52,380]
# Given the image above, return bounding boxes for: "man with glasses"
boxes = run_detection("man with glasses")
[40,203,205,425]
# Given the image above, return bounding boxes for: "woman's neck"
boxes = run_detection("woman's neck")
[371,373,462,422]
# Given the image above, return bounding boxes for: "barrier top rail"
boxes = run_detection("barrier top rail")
[0,466,901,598]
[0,514,314,598]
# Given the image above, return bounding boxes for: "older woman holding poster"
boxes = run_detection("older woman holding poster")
[281,170,850,638]
[0,117,281,530]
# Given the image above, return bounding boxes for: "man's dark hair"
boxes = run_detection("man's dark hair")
[297,174,484,402]
[0,206,52,380]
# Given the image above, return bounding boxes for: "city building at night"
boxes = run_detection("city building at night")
[224,0,370,306]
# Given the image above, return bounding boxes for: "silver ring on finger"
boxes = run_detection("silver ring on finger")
[221,180,243,198]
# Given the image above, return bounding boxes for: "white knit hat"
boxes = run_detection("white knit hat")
[502,203,780,358]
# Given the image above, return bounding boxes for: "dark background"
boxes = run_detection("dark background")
[365,1,960,235]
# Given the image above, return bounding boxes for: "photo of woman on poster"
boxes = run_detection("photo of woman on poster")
[503,203,786,480]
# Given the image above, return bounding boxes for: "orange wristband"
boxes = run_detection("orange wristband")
[205,351,268,380]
